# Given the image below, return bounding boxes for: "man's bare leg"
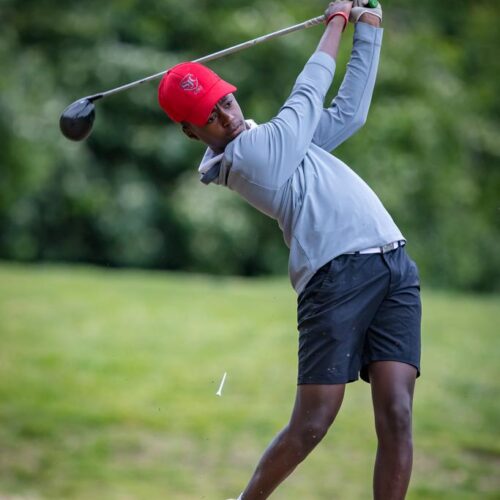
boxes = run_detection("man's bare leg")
[240,384,345,499]
[369,361,417,500]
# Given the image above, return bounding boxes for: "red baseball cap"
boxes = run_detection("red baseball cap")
[158,62,237,127]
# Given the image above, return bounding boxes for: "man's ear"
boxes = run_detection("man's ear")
[181,123,199,141]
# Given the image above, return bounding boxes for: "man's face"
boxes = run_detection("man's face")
[182,94,245,153]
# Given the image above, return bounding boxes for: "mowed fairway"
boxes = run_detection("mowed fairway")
[0,263,499,500]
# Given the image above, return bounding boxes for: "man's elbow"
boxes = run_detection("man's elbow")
[341,114,366,140]
[351,110,369,131]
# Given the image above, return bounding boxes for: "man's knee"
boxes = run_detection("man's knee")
[287,413,334,456]
[375,401,412,443]
[284,384,344,458]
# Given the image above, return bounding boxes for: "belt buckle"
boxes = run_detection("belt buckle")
[381,242,395,253]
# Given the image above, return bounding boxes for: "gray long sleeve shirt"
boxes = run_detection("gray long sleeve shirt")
[199,23,404,294]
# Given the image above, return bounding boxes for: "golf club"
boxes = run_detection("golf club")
[59,15,326,141]
[60,1,379,141]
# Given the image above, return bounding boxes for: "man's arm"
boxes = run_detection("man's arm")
[232,3,352,189]
[312,15,383,152]
[316,2,351,61]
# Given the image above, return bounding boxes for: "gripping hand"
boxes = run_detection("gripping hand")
[350,0,383,23]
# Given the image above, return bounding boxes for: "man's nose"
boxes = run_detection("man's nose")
[218,107,233,126]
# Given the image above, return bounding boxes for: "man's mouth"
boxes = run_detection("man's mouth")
[228,122,244,139]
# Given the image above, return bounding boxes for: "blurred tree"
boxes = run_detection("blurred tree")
[0,0,498,291]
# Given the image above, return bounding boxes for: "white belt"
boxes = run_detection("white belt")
[346,240,405,255]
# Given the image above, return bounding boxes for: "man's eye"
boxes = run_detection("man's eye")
[207,114,216,124]
[224,100,232,108]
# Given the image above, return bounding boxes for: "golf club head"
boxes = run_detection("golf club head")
[59,98,95,141]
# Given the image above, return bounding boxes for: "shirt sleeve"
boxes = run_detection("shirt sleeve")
[231,51,336,190]
[312,22,383,152]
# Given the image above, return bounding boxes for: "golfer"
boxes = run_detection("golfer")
[158,1,421,498]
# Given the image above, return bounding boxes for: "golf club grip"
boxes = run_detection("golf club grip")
[91,15,326,100]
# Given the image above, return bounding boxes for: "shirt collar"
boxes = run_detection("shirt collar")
[198,119,257,184]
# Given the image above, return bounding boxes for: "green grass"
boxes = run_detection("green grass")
[0,262,499,499]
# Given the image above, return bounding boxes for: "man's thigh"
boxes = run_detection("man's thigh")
[361,248,421,383]
[297,253,391,385]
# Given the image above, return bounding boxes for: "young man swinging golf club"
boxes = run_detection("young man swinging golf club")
[158,1,421,498]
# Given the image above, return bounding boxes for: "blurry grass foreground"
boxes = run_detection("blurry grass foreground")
[0,263,499,499]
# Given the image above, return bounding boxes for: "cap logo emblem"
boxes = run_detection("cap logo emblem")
[180,74,203,94]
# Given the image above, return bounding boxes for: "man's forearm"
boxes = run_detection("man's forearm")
[310,22,383,152]
[329,22,383,123]
[317,11,381,62]
[316,16,346,61]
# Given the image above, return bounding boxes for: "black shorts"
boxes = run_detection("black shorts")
[297,246,421,384]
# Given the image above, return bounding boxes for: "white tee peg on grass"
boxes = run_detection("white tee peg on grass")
[216,372,227,396]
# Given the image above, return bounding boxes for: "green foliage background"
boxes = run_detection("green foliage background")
[1,0,499,291]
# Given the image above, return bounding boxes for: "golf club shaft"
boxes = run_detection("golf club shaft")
[87,15,326,102]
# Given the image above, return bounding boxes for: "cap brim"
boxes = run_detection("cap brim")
[190,79,238,127]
